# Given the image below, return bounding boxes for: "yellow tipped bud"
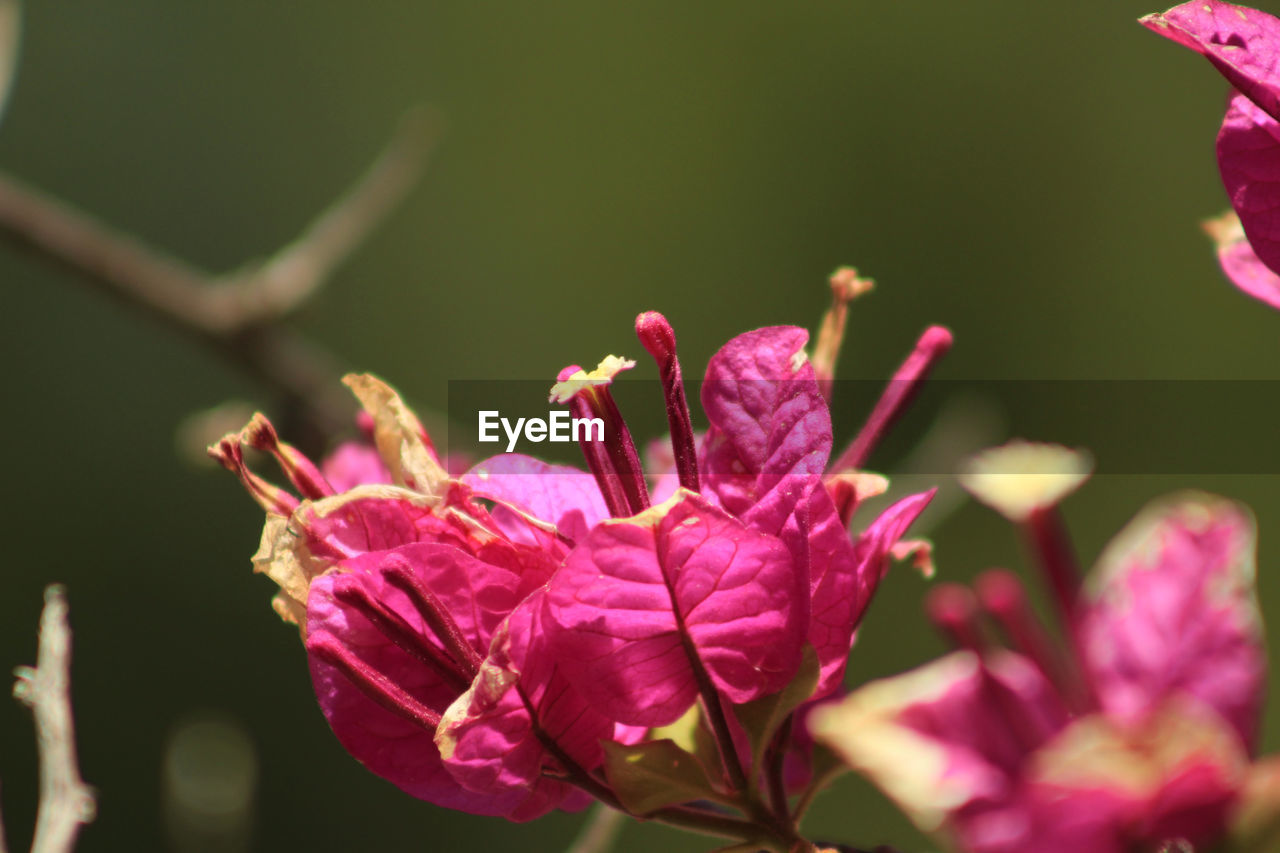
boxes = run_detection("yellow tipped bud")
[959,440,1092,522]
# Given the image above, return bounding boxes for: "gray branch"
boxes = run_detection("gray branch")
[10,586,95,853]
[0,108,439,450]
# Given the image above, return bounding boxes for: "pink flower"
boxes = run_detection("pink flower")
[542,310,945,725]
[1143,1,1280,309]
[537,303,944,808]
[213,280,951,832]
[813,443,1269,852]
[211,377,615,820]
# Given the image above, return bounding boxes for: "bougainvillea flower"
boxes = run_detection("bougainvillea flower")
[1142,1,1280,120]
[694,322,939,696]
[215,278,950,831]
[212,376,620,820]
[1143,1,1280,307]
[813,442,1268,852]
[542,307,943,723]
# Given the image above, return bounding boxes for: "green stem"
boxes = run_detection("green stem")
[764,714,793,823]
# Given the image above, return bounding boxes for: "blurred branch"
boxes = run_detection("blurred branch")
[0,0,21,126]
[0,108,439,449]
[10,586,95,853]
[0,108,436,334]
[565,804,626,853]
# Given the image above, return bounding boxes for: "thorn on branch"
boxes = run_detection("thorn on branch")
[9,586,95,853]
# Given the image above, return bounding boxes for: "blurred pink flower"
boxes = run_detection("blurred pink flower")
[1144,0,1280,309]
[815,448,1270,852]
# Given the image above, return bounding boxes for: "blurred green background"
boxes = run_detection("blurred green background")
[6,1,1280,851]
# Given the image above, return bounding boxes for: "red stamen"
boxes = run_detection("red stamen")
[554,364,651,517]
[636,311,700,493]
[924,583,987,653]
[558,370,632,518]
[1025,507,1081,625]
[813,267,875,403]
[331,576,472,691]
[208,438,299,516]
[589,388,650,516]
[974,568,1090,711]
[928,580,1066,748]
[381,559,483,677]
[243,414,335,500]
[831,325,953,473]
[306,632,443,731]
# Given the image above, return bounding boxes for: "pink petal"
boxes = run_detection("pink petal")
[320,441,393,491]
[1206,208,1280,308]
[810,651,1069,839]
[1143,1,1280,122]
[1217,90,1280,279]
[298,490,560,598]
[306,544,532,814]
[699,326,833,526]
[436,592,610,814]
[806,489,935,695]
[462,454,608,544]
[1079,493,1265,750]
[544,490,806,726]
[299,490,469,561]
[1023,702,1248,851]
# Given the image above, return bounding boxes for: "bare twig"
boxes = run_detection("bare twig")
[232,108,437,326]
[0,0,21,127]
[0,108,437,335]
[11,586,95,853]
[565,804,627,853]
[0,108,439,450]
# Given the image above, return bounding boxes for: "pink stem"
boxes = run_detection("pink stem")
[636,311,700,493]
[383,560,483,676]
[331,576,472,691]
[925,583,987,653]
[306,632,443,731]
[830,325,952,473]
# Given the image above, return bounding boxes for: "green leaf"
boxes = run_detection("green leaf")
[602,738,720,815]
[733,644,820,783]
[650,701,722,782]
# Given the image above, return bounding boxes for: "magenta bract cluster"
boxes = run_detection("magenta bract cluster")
[813,448,1275,852]
[212,314,935,825]
[1144,0,1280,309]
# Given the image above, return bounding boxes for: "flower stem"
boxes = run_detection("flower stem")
[305,633,442,731]
[764,715,793,823]
[330,577,472,691]
[636,311,700,492]
[382,561,483,676]
[1023,507,1080,624]
[830,325,952,473]
[1022,508,1098,710]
